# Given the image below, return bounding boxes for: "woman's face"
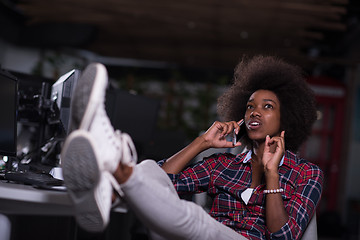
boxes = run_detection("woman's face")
[244,89,281,141]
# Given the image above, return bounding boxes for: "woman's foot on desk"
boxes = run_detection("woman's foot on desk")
[61,63,137,232]
[62,130,113,232]
[62,130,137,232]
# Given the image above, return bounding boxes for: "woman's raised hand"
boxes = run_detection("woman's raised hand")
[201,120,243,149]
[262,131,285,174]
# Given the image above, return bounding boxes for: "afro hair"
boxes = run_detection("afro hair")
[217,55,317,152]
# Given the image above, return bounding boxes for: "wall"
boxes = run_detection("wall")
[0,39,86,79]
[0,39,40,74]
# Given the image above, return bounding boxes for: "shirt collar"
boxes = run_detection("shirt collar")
[243,149,284,166]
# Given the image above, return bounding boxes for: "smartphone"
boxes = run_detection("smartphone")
[232,121,246,145]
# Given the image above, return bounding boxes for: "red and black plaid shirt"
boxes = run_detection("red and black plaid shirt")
[160,150,323,239]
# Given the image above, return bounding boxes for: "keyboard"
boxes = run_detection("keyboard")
[4,171,64,188]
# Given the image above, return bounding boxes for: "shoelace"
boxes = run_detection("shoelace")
[107,131,138,198]
[119,132,137,167]
[106,171,124,198]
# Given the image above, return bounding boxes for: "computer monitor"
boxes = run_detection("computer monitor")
[51,69,81,135]
[0,69,18,157]
[53,70,160,159]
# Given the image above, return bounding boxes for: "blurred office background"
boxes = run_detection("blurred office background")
[1,0,360,239]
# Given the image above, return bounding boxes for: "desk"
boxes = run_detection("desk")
[0,180,127,216]
[0,180,134,240]
[0,180,73,216]
[0,180,129,240]
[0,181,74,240]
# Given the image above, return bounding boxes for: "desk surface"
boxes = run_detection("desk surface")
[0,180,74,215]
[0,181,126,216]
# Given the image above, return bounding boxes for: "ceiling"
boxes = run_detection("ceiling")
[1,0,360,72]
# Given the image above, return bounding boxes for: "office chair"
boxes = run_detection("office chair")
[301,213,318,240]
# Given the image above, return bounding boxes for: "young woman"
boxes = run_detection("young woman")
[62,56,323,240]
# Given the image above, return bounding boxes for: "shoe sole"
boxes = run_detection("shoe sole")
[62,130,109,232]
[69,63,108,132]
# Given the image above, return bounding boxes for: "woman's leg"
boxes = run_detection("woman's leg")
[118,160,247,240]
[61,63,244,239]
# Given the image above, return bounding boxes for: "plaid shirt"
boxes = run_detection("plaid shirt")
[158,150,323,240]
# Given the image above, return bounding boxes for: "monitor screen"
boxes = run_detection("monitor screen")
[0,70,18,157]
[51,69,81,135]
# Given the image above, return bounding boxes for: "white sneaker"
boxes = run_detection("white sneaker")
[61,63,137,232]
[68,63,121,172]
[62,130,113,232]
[62,129,137,232]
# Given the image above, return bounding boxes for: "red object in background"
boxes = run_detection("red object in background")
[301,76,346,212]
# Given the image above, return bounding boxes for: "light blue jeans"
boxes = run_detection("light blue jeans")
[120,160,247,240]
